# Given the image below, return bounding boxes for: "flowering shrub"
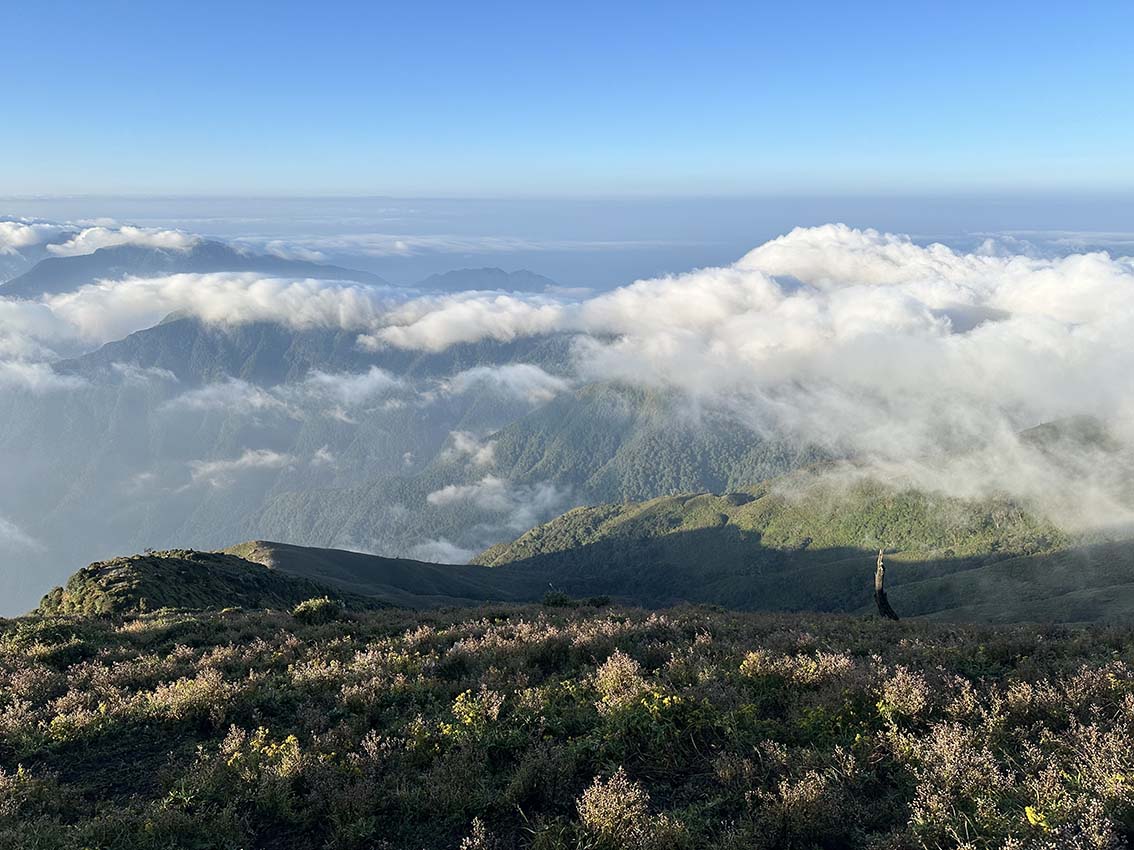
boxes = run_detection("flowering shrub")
[577,767,687,848]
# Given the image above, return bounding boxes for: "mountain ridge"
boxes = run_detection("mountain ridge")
[1,240,387,299]
[36,465,1134,623]
[415,266,557,293]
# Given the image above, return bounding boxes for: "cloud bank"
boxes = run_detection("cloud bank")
[444,364,571,403]
[6,222,1134,527]
[46,225,200,257]
[0,218,74,255]
[427,476,572,533]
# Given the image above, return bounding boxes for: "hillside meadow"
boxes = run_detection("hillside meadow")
[1,600,1132,849]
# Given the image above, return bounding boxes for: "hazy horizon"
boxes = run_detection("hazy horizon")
[8,192,1134,288]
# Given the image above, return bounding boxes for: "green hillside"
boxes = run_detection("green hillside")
[477,470,1065,566]
[472,467,1134,621]
[487,382,826,503]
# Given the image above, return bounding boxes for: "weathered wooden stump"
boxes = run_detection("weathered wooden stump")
[874,549,900,621]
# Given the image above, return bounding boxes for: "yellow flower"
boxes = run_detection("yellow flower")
[1025,805,1049,831]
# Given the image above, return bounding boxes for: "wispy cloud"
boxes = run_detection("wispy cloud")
[8,222,1134,529]
[443,363,571,404]
[406,538,479,564]
[297,366,403,405]
[0,515,43,552]
[188,448,296,488]
[427,476,570,531]
[161,378,294,416]
[441,431,497,467]
[110,362,179,385]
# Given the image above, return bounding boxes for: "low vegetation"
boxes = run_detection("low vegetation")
[36,550,381,617]
[2,601,1133,848]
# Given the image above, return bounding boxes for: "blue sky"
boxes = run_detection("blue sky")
[3,1,1133,196]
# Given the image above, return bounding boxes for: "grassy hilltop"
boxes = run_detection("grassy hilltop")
[2,600,1133,849]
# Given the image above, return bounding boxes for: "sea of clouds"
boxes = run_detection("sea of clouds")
[4,218,1134,532]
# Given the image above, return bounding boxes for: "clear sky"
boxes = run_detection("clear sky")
[4,1,1133,196]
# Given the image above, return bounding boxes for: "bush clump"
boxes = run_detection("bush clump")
[290,596,344,625]
[542,590,577,608]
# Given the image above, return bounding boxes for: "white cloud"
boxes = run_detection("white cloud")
[0,218,75,255]
[0,297,84,360]
[110,362,179,385]
[311,446,336,467]
[444,363,570,403]
[427,476,570,531]
[298,366,402,405]
[160,378,293,416]
[0,515,43,551]
[42,273,396,346]
[188,449,296,488]
[0,361,85,393]
[7,222,1134,531]
[326,406,359,424]
[46,225,200,257]
[360,292,566,351]
[441,431,497,467]
[406,538,479,563]
[157,367,403,422]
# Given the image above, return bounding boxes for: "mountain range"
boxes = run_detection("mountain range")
[0,240,388,298]
[416,267,558,293]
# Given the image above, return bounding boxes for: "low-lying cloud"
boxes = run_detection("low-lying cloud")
[0,515,43,552]
[0,218,74,255]
[427,475,571,532]
[441,431,497,467]
[0,360,86,392]
[406,538,480,564]
[7,222,1134,530]
[47,225,200,257]
[298,366,403,406]
[161,378,293,416]
[188,448,296,488]
[444,364,571,403]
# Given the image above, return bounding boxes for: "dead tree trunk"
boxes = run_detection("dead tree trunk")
[874,549,900,621]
